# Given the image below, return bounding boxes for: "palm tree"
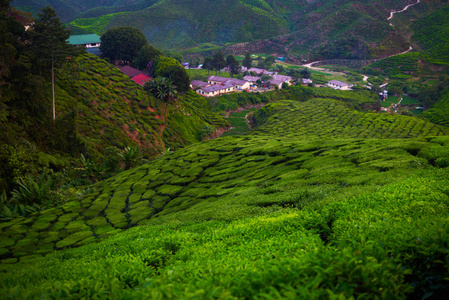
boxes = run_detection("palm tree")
[144,77,177,102]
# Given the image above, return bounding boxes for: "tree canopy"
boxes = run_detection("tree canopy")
[100,27,147,62]
[226,55,241,75]
[212,51,226,74]
[133,44,163,70]
[242,52,252,70]
[203,57,214,75]
[153,57,190,93]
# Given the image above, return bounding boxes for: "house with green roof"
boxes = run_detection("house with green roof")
[67,34,101,48]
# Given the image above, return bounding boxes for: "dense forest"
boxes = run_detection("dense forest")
[1,0,449,298]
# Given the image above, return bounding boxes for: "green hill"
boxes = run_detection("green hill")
[411,4,449,66]
[1,92,449,298]
[2,52,227,157]
[421,89,449,127]
[60,0,435,58]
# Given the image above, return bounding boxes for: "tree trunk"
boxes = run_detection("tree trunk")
[52,60,55,121]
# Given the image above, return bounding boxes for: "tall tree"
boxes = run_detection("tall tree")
[242,52,252,71]
[28,6,76,121]
[226,55,241,76]
[203,57,213,76]
[300,67,311,79]
[211,50,226,75]
[264,56,276,69]
[260,74,272,87]
[100,27,147,63]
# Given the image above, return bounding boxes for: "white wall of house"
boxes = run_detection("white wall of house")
[85,43,101,48]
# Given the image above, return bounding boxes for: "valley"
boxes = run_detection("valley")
[1,0,449,298]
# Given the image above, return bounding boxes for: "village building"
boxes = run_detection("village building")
[197,81,236,97]
[117,65,150,86]
[302,78,312,85]
[243,76,260,84]
[68,34,101,48]
[118,65,146,78]
[190,80,209,90]
[131,74,151,85]
[67,34,102,56]
[207,76,251,90]
[326,80,352,90]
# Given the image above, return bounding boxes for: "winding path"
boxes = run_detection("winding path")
[388,0,420,26]
[301,1,421,86]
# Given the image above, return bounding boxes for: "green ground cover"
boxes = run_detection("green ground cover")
[381,96,399,108]
[401,95,420,105]
[221,108,257,137]
[1,87,449,297]
[421,89,449,126]
[411,5,449,65]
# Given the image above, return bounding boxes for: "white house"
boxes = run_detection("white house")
[327,80,352,90]
[197,81,236,97]
[207,76,251,90]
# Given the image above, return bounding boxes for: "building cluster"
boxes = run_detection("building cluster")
[68,34,356,96]
[191,68,296,97]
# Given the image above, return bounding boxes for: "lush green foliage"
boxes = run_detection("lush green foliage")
[11,173,57,206]
[100,26,147,62]
[3,1,449,298]
[422,90,449,127]
[133,44,162,70]
[1,117,449,297]
[411,4,449,65]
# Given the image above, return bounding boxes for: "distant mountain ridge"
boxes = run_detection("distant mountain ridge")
[12,0,448,60]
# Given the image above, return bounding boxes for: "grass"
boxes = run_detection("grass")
[187,69,231,82]
[1,81,449,298]
[401,95,420,105]
[421,89,449,126]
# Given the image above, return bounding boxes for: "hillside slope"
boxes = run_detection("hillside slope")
[45,53,227,156]
[1,93,449,297]
[421,89,449,127]
[60,0,436,59]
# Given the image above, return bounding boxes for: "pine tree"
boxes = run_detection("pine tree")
[242,52,252,71]
[211,51,226,75]
[28,6,77,120]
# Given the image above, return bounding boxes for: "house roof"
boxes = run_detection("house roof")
[201,81,235,93]
[67,34,101,45]
[243,76,260,82]
[131,74,151,85]
[328,80,350,87]
[208,76,247,86]
[273,75,292,82]
[118,65,145,78]
[269,79,284,86]
[191,80,209,89]
[247,67,266,74]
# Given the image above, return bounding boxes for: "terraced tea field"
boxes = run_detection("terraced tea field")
[1,95,449,298]
[252,99,447,139]
[221,108,256,137]
[1,97,448,262]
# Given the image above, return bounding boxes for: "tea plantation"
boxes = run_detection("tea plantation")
[1,95,449,298]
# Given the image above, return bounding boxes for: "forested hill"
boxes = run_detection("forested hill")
[14,0,448,59]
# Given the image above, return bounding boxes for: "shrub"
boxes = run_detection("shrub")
[11,173,57,206]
